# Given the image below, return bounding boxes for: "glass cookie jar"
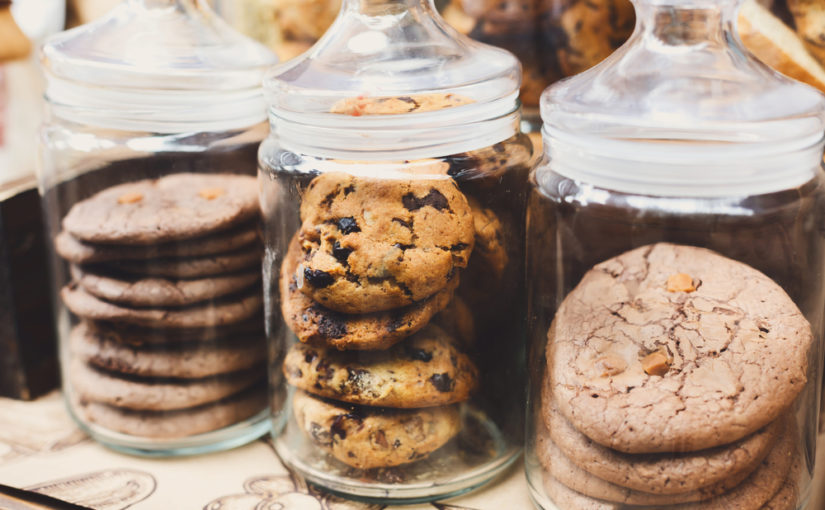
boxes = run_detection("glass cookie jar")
[525,0,825,509]
[38,0,277,456]
[259,0,533,501]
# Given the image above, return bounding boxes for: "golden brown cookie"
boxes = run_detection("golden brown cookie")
[292,390,461,469]
[468,197,507,278]
[296,172,474,313]
[283,324,477,408]
[281,235,458,350]
[548,243,812,453]
[330,93,474,116]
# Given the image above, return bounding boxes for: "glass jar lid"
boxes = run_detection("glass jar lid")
[540,0,825,197]
[263,0,522,159]
[42,0,277,132]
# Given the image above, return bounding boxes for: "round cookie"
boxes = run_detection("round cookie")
[70,322,265,379]
[71,266,260,307]
[760,454,800,510]
[296,172,474,313]
[434,296,476,347]
[55,225,260,264]
[75,388,266,439]
[541,391,782,495]
[536,433,754,505]
[70,360,263,411]
[548,243,812,453]
[79,319,264,346]
[329,93,474,116]
[540,472,620,510]
[291,390,460,469]
[672,421,797,510]
[281,235,458,350]
[61,284,262,328]
[112,249,261,278]
[467,197,507,278]
[63,173,259,245]
[283,324,477,408]
[444,136,532,179]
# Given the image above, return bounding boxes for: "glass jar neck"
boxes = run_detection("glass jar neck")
[633,0,740,46]
[341,0,437,16]
[125,0,206,8]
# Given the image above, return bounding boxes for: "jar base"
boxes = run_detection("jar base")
[272,402,521,503]
[66,403,271,457]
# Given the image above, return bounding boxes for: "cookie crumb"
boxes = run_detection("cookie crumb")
[594,353,627,377]
[117,192,143,204]
[199,188,225,200]
[667,273,695,293]
[642,350,670,376]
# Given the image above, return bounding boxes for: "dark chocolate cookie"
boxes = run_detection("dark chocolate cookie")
[61,284,262,328]
[63,173,259,245]
[55,225,259,264]
[71,265,260,307]
[70,322,265,379]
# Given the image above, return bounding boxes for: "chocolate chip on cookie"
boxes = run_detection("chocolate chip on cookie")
[295,172,474,313]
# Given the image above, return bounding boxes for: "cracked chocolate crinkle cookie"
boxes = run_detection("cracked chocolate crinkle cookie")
[281,234,458,350]
[295,172,475,313]
[283,324,477,408]
[541,390,782,495]
[291,390,461,469]
[547,243,812,453]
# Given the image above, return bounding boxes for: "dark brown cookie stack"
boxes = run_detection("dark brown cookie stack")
[280,170,484,469]
[56,173,267,439]
[539,243,809,509]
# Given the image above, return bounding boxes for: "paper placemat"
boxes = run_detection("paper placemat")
[0,392,531,510]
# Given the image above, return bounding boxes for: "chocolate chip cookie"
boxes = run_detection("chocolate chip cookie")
[281,235,458,350]
[541,393,782,495]
[292,390,461,469]
[71,265,260,307]
[296,172,474,313]
[63,173,259,245]
[283,324,477,408]
[548,243,812,453]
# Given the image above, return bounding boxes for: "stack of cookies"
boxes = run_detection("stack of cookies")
[539,243,809,509]
[280,171,484,469]
[57,173,267,439]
